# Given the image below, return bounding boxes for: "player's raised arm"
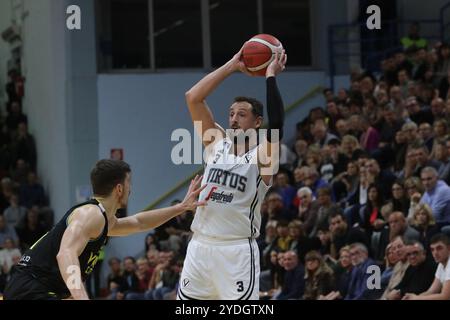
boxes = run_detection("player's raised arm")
[56,206,105,300]
[108,175,206,236]
[258,50,287,184]
[185,46,249,146]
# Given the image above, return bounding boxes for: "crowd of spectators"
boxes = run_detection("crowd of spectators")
[0,69,53,294]
[2,27,450,301]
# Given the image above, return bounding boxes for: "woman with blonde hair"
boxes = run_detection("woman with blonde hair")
[303,250,335,300]
[410,203,440,250]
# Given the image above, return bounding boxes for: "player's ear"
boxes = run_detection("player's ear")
[116,183,123,196]
[255,116,263,129]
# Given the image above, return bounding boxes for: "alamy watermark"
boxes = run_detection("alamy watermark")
[66,4,381,31]
[66,5,81,30]
[171,121,280,176]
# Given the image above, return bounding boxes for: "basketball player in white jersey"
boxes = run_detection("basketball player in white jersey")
[178,45,287,300]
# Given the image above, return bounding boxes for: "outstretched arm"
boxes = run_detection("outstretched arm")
[258,51,287,185]
[108,175,206,237]
[185,46,249,146]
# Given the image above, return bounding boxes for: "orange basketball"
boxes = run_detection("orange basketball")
[242,34,283,76]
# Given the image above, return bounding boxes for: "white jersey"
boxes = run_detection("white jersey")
[191,137,271,240]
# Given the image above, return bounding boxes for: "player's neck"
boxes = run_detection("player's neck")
[92,196,120,219]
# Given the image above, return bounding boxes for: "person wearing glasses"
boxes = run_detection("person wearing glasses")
[403,234,450,300]
[386,241,436,300]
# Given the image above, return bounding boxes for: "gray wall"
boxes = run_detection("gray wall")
[19,0,71,220]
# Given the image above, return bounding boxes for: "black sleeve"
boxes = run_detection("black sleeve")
[266,76,284,142]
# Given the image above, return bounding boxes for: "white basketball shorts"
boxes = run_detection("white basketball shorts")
[177,234,260,300]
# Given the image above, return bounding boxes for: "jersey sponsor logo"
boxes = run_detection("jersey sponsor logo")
[18,255,31,266]
[206,168,247,192]
[85,251,100,275]
[182,278,190,287]
[205,186,234,204]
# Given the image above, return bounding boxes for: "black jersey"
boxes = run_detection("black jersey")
[15,199,108,298]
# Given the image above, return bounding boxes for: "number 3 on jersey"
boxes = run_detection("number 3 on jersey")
[236,281,244,292]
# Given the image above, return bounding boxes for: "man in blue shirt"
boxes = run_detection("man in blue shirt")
[420,167,450,229]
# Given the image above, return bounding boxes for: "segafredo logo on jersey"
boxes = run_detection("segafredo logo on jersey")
[205,186,234,203]
[171,121,280,175]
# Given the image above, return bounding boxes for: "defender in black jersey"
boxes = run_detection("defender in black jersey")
[4,159,206,300]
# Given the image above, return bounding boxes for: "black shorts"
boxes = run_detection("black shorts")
[3,267,62,300]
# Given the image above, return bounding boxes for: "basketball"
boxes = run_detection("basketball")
[241,34,283,76]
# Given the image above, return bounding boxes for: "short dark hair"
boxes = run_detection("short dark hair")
[234,96,263,118]
[430,233,450,246]
[90,159,131,197]
[108,257,121,266]
[123,256,136,263]
[329,210,346,223]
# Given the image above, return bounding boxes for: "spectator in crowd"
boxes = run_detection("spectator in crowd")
[303,167,329,199]
[10,122,36,171]
[403,233,450,300]
[358,116,380,153]
[375,212,420,261]
[420,166,450,228]
[332,160,359,204]
[15,207,47,250]
[309,187,338,237]
[111,256,139,300]
[435,138,450,179]
[404,176,424,218]
[273,220,292,252]
[303,250,335,300]
[9,159,30,186]
[260,250,285,298]
[381,236,410,299]
[19,172,47,209]
[296,187,319,235]
[401,22,428,50]
[417,122,435,152]
[389,180,410,216]
[265,192,293,222]
[274,251,305,300]
[328,211,370,260]
[365,158,396,200]
[293,139,308,169]
[360,183,386,236]
[288,220,321,264]
[106,257,126,300]
[125,257,152,300]
[409,203,441,252]
[0,237,21,275]
[322,246,353,299]
[311,118,339,148]
[5,101,27,133]
[273,171,297,214]
[0,215,19,249]
[3,193,26,228]
[363,243,398,299]
[387,241,436,299]
[344,243,377,300]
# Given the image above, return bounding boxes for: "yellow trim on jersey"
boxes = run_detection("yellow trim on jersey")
[29,232,49,250]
